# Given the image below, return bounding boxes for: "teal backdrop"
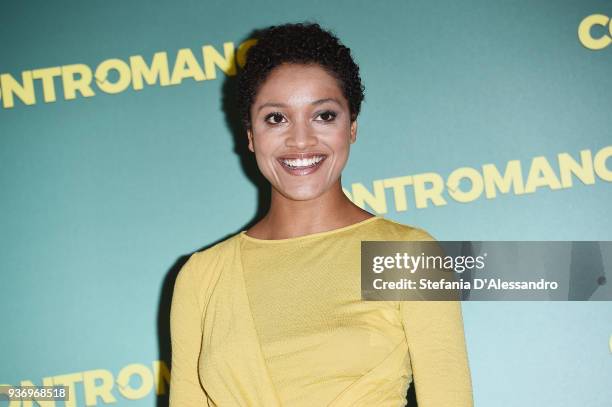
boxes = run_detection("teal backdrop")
[1,0,611,406]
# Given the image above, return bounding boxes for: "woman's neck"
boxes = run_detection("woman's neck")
[246,183,374,240]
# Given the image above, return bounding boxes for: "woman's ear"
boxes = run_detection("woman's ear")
[349,120,358,144]
[247,128,255,153]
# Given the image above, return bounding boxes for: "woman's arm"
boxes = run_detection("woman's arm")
[400,227,473,406]
[169,254,208,406]
[400,300,474,407]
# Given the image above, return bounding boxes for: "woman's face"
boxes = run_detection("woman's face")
[247,63,357,201]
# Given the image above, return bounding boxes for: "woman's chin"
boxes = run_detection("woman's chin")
[277,186,326,201]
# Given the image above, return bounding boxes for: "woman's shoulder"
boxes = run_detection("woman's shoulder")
[189,233,238,261]
[371,216,437,242]
[175,234,240,292]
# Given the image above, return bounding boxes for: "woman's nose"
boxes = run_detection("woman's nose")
[286,123,317,149]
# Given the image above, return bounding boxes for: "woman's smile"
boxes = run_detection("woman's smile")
[277,153,328,176]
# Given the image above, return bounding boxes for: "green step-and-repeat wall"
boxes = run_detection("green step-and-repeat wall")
[1,0,611,406]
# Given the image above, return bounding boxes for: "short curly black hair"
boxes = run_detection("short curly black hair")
[237,22,365,131]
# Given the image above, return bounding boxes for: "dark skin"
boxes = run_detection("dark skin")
[244,63,374,240]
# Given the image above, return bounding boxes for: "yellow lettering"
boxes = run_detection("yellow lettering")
[52,373,83,407]
[62,64,95,100]
[32,67,61,103]
[203,42,236,79]
[558,150,595,187]
[95,58,132,94]
[236,39,258,68]
[578,14,611,50]
[525,156,562,193]
[83,369,117,406]
[0,71,36,108]
[116,364,153,400]
[130,52,170,90]
[383,175,413,212]
[152,361,170,396]
[482,160,524,198]
[447,167,484,203]
[594,146,612,181]
[350,181,388,214]
[412,173,447,208]
[19,378,55,407]
[170,49,206,85]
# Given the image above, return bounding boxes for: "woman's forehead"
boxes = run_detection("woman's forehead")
[254,64,346,108]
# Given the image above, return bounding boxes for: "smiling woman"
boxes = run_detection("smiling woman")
[246,63,357,205]
[169,22,474,407]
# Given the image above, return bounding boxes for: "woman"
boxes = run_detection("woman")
[170,22,473,406]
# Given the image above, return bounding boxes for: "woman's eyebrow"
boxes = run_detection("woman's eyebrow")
[257,98,341,113]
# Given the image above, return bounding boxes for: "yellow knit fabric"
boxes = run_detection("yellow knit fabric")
[170,216,473,406]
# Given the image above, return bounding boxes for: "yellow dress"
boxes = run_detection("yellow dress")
[169,216,473,406]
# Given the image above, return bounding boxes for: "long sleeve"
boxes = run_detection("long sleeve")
[169,254,208,406]
[400,300,473,406]
[400,227,474,406]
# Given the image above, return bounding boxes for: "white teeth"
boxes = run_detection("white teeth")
[281,155,325,168]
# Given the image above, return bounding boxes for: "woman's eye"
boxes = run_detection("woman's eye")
[316,110,337,122]
[265,112,286,125]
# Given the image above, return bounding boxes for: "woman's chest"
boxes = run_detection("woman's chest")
[241,242,406,376]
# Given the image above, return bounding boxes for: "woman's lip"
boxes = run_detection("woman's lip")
[277,153,328,160]
[277,156,327,176]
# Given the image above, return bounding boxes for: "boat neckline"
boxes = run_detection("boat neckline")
[239,215,383,244]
